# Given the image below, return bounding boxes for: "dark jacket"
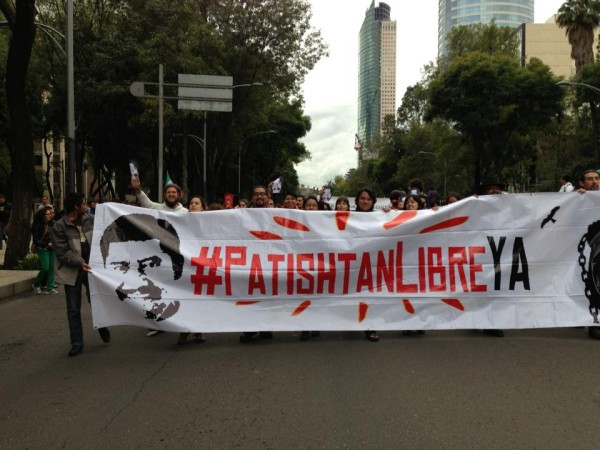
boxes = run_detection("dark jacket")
[52,214,94,286]
[31,220,53,250]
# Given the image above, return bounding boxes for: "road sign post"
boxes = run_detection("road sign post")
[130,70,233,201]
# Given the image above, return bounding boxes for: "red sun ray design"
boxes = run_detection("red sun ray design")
[249,230,283,240]
[420,216,469,234]
[358,302,369,322]
[335,211,350,230]
[236,301,261,306]
[273,216,310,232]
[441,298,465,311]
[403,299,415,314]
[292,300,311,316]
[383,211,418,230]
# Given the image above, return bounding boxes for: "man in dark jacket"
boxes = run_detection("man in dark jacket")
[52,192,110,356]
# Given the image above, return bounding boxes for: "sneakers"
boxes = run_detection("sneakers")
[32,283,42,295]
[43,288,59,295]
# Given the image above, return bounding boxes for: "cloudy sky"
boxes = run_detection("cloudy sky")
[297,0,566,188]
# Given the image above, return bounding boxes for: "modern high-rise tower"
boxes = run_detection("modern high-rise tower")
[357,0,396,159]
[438,0,534,55]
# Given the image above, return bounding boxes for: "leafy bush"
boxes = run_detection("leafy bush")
[15,253,40,270]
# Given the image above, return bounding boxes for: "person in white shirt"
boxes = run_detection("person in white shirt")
[559,175,574,192]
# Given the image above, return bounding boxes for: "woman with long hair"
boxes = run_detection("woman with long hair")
[354,188,379,342]
[300,197,323,341]
[31,206,58,294]
[177,195,207,345]
[335,196,350,211]
[402,194,426,336]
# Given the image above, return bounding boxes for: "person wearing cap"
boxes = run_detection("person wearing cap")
[131,176,187,212]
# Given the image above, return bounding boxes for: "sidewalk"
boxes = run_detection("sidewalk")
[0,247,38,300]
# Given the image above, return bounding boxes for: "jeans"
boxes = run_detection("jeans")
[64,270,90,347]
[33,248,55,289]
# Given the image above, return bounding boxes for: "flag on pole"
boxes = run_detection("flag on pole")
[165,171,173,186]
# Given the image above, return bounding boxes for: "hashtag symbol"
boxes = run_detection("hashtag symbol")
[190,246,223,295]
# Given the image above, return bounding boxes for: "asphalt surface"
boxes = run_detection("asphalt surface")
[1,289,599,449]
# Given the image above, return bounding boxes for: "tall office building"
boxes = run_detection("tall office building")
[357,0,396,158]
[438,0,534,55]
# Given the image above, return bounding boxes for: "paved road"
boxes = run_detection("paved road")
[1,290,599,449]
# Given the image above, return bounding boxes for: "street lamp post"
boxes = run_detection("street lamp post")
[201,82,264,201]
[239,130,277,199]
[418,151,447,200]
[173,133,206,198]
[557,80,600,96]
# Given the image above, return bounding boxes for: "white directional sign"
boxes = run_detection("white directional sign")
[177,74,233,112]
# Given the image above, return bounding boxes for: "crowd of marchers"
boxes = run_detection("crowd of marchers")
[1,169,599,357]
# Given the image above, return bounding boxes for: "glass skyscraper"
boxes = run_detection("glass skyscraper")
[438,0,534,55]
[358,1,396,157]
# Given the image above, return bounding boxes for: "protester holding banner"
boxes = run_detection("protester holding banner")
[131,173,187,337]
[240,185,274,343]
[576,170,600,340]
[188,195,206,212]
[355,188,380,342]
[131,175,187,212]
[53,193,110,357]
[300,198,323,341]
[335,196,350,211]
[303,196,321,211]
[445,192,462,205]
[177,196,207,346]
[403,194,423,212]
[577,169,600,193]
[249,185,269,209]
[389,190,404,210]
[283,192,298,209]
[477,178,506,337]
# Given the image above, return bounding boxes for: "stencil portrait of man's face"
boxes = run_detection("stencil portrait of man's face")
[105,239,180,321]
[100,214,184,322]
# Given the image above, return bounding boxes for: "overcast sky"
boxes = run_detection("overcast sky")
[297,0,566,188]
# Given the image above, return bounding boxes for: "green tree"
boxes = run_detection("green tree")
[0,0,37,268]
[557,0,600,165]
[34,0,326,202]
[557,0,600,73]
[442,21,521,64]
[427,52,563,190]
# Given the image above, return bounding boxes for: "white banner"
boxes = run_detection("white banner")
[89,193,600,332]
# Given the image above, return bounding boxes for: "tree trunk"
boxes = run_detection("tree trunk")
[2,0,36,269]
